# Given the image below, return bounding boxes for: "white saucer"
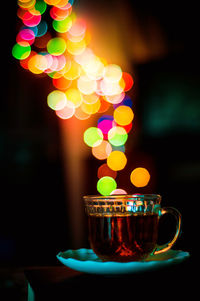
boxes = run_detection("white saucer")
[57,248,190,275]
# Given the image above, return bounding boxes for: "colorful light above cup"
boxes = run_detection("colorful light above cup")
[50,3,72,20]
[13,0,152,195]
[107,151,127,171]
[82,93,99,105]
[28,53,48,74]
[83,127,103,147]
[103,64,122,83]
[65,88,83,108]
[114,105,134,126]
[122,72,134,92]
[110,188,127,195]
[55,103,75,119]
[92,140,112,160]
[47,90,67,110]
[77,75,97,95]
[104,92,125,105]
[111,144,125,153]
[98,98,111,113]
[18,0,36,9]
[44,0,66,6]
[100,79,123,96]
[113,95,133,109]
[98,115,113,125]
[68,18,86,38]
[66,38,86,55]
[81,99,101,115]
[97,163,117,179]
[97,176,117,196]
[22,11,42,27]
[53,16,72,33]
[108,126,128,146]
[34,0,47,15]
[12,43,31,60]
[52,76,72,90]
[74,106,91,120]
[36,21,48,37]
[20,50,36,69]
[97,115,114,138]
[63,60,81,80]
[130,167,151,188]
[47,37,66,55]
[16,28,35,46]
[80,54,105,80]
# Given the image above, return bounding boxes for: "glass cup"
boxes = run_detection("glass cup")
[84,194,181,262]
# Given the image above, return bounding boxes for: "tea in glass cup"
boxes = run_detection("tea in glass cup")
[84,194,181,262]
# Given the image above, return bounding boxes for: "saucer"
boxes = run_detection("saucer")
[57,248,190,275]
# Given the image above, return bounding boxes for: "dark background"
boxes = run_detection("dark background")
[0,0,199,268]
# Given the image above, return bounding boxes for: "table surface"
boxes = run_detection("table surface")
[23,256,195,301]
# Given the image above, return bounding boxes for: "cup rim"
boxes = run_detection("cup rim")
[83,194,161,201]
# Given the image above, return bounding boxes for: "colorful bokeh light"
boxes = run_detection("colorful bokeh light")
[52,16,72,33]
[77,76,97,95]
[107,151,127,171]
[113,95,133,109]
[22,11,41,27]
[52,77,72,90]
[130,167,151,188]
[36,21,48,37]
[108,126,128,146]
[12,43,31,60]
[97,115,114,139]
[47,37,66,55]
[13,0,151,195]
[92,140,112,160]
[74,106,90,120]
[28,53,48,74]
[110,189,127,195]
[16,28,35,46]
[81,99,101,115]
[34,0,47,14]
[122,72,134,92]
[103,64,122,83]
[65,88,83,108]
[114,105,134,126]
[55,103,75,119]
[97,163,117,179]
[47,90,67,110]
[83,127,103,147]
[97,176,117,196]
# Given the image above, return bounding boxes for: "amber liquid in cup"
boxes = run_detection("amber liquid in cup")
[88,213,159,262]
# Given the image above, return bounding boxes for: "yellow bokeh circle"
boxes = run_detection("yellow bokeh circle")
[107,151,127,171]
[113,105,134,126]
[130,167,150,187]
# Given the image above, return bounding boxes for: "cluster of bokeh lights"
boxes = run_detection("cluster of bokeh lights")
[13,0,151,195]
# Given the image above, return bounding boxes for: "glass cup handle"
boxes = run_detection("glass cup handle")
[154,207,181,255]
